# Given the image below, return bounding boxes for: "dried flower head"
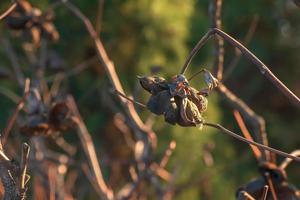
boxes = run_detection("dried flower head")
[5,0,59,46]
[20,89,75,136]
[138,72,217,127]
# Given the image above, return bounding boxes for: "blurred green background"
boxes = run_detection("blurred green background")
[0,0,300,199]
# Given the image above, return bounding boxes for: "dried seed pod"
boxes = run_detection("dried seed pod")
[5,0,59,46]
[138,76,168,94]
[20,97,75,136]
[236,162,300,200]
[139,74,210,127]
[49,102,76,131]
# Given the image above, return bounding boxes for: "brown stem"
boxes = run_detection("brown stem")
[66,96,114,200]
[213,28,300,108]
[62,1,157,149]
[261,185,269,200]
[0,3,16,21]
[233,110,262,161]
[181,28,300,108]
[203,122,300,162]
[265,172,278,200]
[181,30,214,74]
[238,191,256,200]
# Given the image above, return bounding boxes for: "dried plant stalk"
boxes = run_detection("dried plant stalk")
[181,28,300,108]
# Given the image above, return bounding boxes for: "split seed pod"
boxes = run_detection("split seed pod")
[138,73,212,127]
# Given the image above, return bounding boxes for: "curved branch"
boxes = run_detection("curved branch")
[279,150,300,170]
[181,28,300,108]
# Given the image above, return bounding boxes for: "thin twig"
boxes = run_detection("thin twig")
[2,78,30,146]
[112,89,146,108]
[66,96,114,200]
[0,3,17,21]
[2,38,25,87]
[238,191,256,200]
[159,141,176,168]
[261,185,269,200]
[20,143,30,190]
[223,15,259,80]
[46,56,98,82]
[181,28,300,108]
[203,122,300,162]
[279,150,300,170]
[95,0,105,35]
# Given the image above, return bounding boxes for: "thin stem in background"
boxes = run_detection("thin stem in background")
[2,78,30,146]
[66,95,114,200]
[223,15,259,80]
[181,28,300,108]
[217,83,270,161]
[204,122,300,162]
[265,172,278,200]
[2,38,25,87]
[95,0,105,35]
[209,0,224,80]
[233,110,262,161]
[62,0,157,148]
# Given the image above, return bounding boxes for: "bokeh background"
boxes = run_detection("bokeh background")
[0,0,300,199]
